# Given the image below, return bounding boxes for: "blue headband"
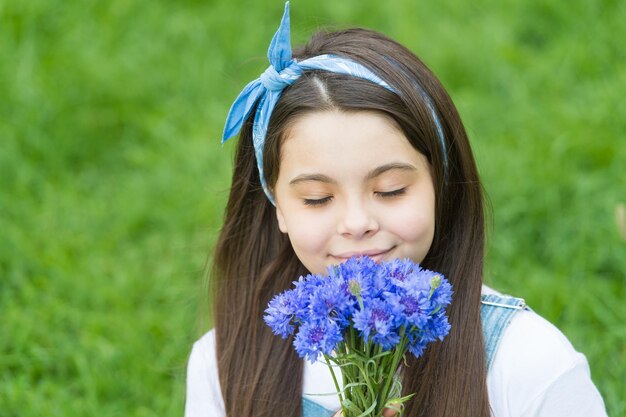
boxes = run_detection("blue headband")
[222,1,447,205]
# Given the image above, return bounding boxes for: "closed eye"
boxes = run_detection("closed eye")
[303,188,405,206]
[376,188,406,198]
[303,196,333,207]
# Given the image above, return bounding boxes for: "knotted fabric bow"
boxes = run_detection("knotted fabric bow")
[221,2,395,204]
[222,1,446,204]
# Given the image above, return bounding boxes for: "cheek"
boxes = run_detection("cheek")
[285,212,334,253]
[388,201,435,247]
[399,213,434,240]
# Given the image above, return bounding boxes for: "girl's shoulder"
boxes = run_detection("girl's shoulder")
[185,329,226,417]
[483,285,607,417]
[190,328,217,356]
[481,285,582,366]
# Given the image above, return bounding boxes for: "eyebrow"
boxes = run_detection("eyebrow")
[289,162,417,186]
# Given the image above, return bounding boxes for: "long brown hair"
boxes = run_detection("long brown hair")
[212,28,489,417]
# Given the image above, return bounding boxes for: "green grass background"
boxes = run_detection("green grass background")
[1,0,624,415]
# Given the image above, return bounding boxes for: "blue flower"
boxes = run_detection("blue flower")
[388,262,431,295]
[429,278,453,313]
[264,289,298,338]
[383,258,416,283]
[406,330,428,357]
[385,291,431,329]
[353,298,403,350]
[332,256,389,300]
[424,310,452,342]
[309,275,356,328]
[294,319,343,363]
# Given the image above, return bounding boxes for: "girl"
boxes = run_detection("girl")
[185,3,607,417]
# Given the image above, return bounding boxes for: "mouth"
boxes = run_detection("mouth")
[331,246,395,263]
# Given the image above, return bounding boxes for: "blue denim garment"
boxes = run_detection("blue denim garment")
[302,293,528,417]
[303,397,336,417]
[480,293,528,370]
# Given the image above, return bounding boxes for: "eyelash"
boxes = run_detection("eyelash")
[302,188,407,207]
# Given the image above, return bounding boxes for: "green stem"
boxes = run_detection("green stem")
[324,353,345,411]
[350,326,356,354]
[378,328,407,413]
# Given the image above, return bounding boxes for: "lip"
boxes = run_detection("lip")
[332,246,395,262]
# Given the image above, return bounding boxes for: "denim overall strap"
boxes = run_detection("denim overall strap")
[301,294,528,417]
[480,293,528,371]
[303,397,335,417]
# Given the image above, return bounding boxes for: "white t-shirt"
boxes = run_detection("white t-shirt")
[184,287,608,417]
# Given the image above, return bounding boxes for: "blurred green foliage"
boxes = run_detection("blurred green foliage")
[1,0,624,415]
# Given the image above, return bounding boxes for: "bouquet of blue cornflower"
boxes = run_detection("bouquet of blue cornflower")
[264,256,453,417]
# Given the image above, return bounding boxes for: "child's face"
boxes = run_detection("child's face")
[273,110,435,275]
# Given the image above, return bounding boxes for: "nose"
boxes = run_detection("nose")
[337,198,379,239]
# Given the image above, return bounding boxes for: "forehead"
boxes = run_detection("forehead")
[279,110,426,177]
